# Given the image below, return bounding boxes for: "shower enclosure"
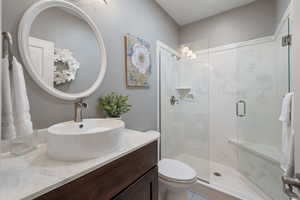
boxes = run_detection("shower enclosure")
[159,16,292,200]
[160,40,210,182]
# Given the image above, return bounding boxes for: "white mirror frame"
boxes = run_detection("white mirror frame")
[18,0,107,101]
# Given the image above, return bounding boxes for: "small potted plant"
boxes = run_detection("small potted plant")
[98,92,132,119]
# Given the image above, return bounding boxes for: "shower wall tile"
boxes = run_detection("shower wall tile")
[207,38,287,199]
[169,54,211,180]
[209,49,239,170]
[208,40,283,169]
[160,50,211,178]
[235,42,282,148]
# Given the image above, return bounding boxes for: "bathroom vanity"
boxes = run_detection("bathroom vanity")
[0,129,159,200]
[36,141,158,200]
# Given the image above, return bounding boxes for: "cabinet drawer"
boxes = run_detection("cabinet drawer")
[35,141,158,200]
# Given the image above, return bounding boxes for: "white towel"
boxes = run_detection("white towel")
[1,57,16,140]
[11,57,33,137]
[279,93,293,123]
[279,92,295,177]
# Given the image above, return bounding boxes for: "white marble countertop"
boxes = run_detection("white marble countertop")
[0,129,160,200]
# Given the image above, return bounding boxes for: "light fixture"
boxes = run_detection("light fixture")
[180,45,197,60]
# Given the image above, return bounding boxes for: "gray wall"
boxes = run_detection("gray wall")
[179,0,276,48]
[3,0,179,131]
[276,0,291,24]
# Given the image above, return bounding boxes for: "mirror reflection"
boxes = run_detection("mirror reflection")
[28,7,101,94]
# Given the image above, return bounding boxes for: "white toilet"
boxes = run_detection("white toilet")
[158,159,197,200]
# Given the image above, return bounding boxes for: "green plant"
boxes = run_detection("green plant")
[98,92,132,118]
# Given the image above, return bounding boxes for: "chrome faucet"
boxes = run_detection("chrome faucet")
[74,100,88,123]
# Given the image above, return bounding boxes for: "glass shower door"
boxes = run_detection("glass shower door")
[160,44,210,182]
[236,17,291,200]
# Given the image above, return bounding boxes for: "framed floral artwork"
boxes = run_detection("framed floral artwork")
[124,34,151,88]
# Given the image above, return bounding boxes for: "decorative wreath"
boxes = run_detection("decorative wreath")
[54,48,80,85]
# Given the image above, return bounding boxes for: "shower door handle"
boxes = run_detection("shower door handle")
[236,100,246,117]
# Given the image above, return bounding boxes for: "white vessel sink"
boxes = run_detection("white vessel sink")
[47,119,125,161]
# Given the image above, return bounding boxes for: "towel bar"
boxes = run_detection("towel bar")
[2,31,14,70]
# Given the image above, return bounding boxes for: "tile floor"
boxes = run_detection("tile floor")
[189,191,208,200]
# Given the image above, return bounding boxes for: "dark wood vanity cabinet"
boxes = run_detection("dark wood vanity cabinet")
[113,167,158,200]
[35,141,158,200]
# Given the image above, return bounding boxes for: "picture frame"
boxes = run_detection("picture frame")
[124,34,151,88]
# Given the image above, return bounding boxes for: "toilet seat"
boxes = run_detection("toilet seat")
[158,159,197,184]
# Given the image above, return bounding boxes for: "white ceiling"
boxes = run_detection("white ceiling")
[156,0,256,26]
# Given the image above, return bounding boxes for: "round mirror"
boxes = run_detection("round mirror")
[18,0,107,101]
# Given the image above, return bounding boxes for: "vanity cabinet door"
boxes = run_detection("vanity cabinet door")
[114,167,158,200]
